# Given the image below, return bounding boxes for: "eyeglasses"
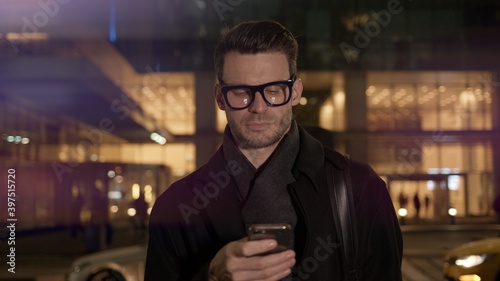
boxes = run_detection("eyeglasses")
[218,75,296,110]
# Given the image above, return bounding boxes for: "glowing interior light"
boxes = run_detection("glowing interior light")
[398,208,408,217]
[110,205,119,213]
[127,208,137,217]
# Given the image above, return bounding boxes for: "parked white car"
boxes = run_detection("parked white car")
[66,245,147,281]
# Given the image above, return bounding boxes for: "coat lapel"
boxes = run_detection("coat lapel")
[193,148,246,243]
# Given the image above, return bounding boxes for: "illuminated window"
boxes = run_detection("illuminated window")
[367,71,493,131]
[132,72,195,135]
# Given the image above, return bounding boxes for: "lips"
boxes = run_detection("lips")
[246,122,270,131]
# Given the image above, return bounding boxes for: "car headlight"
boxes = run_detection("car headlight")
[453,254,493,268]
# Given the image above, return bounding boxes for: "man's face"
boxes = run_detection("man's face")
[215,52,303,149]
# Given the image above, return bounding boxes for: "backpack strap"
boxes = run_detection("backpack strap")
[326,156,359,281]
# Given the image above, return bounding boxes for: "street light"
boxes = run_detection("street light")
[398,208,407,225]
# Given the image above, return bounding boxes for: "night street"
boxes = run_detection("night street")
[2,0,500,280]
[1,223,498,281]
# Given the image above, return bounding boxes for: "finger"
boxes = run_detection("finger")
[229,249,295,273]
[231,252,295,281]
[248,250,295,270]
[258,267,293,281]
[238,239,277,257]
[233,267,293,281]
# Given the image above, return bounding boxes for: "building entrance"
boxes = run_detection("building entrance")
[385,174,467,220]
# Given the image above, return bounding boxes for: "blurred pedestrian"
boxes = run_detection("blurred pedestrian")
[398,191,407,209]
[413,192,421,218]
[133,192,148,236]
[85,179,113,252]
[493,194,500,225]
[70,190,84,238]
[424,194,431,217]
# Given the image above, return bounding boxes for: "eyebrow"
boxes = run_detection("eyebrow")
[219,75,294,87]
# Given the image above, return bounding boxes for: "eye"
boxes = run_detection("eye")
[264,86,283,95]
[230,89,250,97]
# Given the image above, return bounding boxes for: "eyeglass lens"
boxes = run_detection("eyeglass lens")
[226,83,290,109]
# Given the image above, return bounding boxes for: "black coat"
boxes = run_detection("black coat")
[145,127,403,280]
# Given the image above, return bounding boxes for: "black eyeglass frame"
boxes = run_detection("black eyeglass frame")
[218,74,296,110]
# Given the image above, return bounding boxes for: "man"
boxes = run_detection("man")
[145,20,403,280]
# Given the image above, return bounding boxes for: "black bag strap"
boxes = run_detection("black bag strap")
[326,156,359,281]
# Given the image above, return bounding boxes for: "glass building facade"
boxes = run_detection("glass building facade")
[1,0,499,229]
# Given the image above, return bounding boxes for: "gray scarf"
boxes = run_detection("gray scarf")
[222,121,300,249]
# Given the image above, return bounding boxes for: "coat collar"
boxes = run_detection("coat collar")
[291,126,350,191]
[197,125,329,191]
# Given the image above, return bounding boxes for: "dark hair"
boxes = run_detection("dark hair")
[214,20,298,80]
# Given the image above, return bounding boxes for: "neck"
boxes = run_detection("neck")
[239,142,281,169]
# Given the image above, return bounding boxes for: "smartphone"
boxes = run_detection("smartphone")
[248,223,292,255]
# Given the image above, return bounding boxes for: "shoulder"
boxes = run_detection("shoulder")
[324,147,387,201]
[323,146,373,178]
[494,195,500,212]
[323,146,349,170]
[150,148,228,221]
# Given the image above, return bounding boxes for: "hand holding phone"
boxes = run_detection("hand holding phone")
[209,233,296,281]
[248,223,292,255]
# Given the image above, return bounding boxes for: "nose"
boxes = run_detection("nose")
[248,91,268,113]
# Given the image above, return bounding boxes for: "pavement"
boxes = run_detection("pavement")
[1,220,499,281]
[401,223,500,281]
[0,224,147,281]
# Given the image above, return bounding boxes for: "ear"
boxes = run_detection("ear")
[214,84,226,111]
[290,77,303,106]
